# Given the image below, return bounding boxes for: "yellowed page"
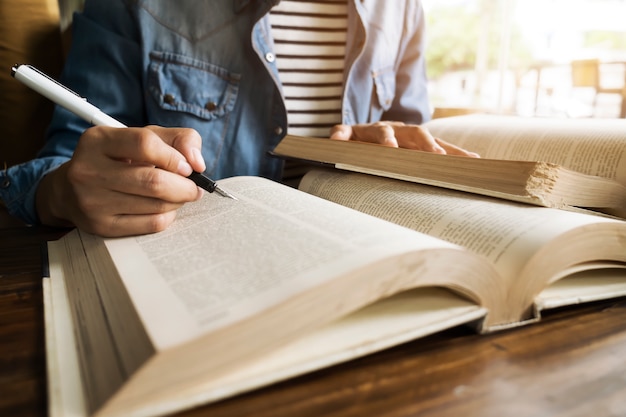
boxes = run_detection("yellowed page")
[299,169,626,322]
[425,114,626,185]
[537,263,626,310]
[103,176,488,351]
[117,289,486,417]
[45,242,88,417]
[93,176,504,417]
[47,254,485,417]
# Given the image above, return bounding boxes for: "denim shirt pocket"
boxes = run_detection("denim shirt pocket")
[146,51,241,174]
[148,51,240,120]
[372,66,396,112]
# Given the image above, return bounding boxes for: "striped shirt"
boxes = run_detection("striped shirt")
[269,0,348,139]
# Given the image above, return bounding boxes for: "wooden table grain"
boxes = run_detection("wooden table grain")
[1,224,626,417]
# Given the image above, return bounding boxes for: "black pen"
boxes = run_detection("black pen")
[11,63,236,199]
[186,171,236,199]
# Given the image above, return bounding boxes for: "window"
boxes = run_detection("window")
[424,0,626,118]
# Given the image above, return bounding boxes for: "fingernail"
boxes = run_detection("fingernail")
[178,160,193,176]
[192,148,206,172]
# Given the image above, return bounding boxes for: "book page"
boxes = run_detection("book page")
[103,176,489,351]
[116,289,487,417]
[425,115,626,185]
[44,244,88,417]
[536,263,626,310]
[46,265,485,417]
[299,169,626,321]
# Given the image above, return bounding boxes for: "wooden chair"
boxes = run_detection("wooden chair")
[0,0,84,227]
[0,0,65,168]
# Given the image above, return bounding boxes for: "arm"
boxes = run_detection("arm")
[1,0,138,226]
[330,0,477,157]
[2,0,205,236]
[382,0,431,125]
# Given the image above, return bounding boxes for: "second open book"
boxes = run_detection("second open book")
[46,161,626,416]
[274,114,626,218]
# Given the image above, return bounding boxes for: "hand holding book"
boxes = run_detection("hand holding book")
[329,121,481,157]
[275,114,626,218]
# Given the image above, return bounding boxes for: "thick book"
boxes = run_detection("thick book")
[44,173,626,417]
[272,114,626,218]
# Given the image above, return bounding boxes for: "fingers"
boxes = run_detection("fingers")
[104,211,179,237]
[36,126,209,237]
[329,125,352,141]
[329,121,479,157]
[70,190,186,237]
[62,158,203,235]
[70,126,203,200]
[392,124,446,154]
[435,138,480,158]
[146,125,206,173]
[72,161,204,201]
[91,126,205,176]
[331,123,399,147]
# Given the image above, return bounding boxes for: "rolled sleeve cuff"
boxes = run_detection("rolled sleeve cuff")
[0,157,68,225]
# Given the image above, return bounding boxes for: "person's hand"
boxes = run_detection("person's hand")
[36,126,206,237]
[329,121,479,157]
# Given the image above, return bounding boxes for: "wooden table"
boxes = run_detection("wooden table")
[2,223,626,417]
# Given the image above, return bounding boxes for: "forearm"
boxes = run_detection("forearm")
[383,0,431,124]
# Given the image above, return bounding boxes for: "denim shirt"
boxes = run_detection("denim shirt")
[0,0,430,224]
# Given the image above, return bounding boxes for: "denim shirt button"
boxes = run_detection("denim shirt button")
[274,126,283,135]
[205,101,217,111]
[163,94,176,105]
[265,52,275,63]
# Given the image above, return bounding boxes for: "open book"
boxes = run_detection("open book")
[45,172,626,417]
[272,114,626,218]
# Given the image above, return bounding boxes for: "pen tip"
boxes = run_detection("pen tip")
[215,186,238,200]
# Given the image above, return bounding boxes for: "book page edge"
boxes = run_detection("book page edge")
[45,241,88,417]
[335,163,549,207]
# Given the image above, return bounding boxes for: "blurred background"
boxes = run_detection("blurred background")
[55,0,626,120]
[423,0,626,119]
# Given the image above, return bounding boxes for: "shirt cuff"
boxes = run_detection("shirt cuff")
[0,157,68,225]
